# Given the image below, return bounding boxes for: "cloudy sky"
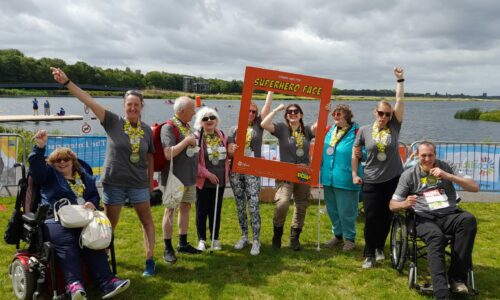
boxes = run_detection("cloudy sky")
[2,0,500,95]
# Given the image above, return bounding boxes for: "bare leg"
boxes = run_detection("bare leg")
[133,201,155,259]
[162,207,175,239]
[104,204,123,231]
[178,202,191,235]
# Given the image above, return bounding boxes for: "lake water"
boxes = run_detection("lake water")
[1,97,499,144]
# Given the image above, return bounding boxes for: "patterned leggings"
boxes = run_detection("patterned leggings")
[229,172,261,241]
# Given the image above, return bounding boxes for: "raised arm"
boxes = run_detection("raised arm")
[311,101,331,136]
[393,67,405,123]
[51,67,106,122]
[430,167,480,193]
[261,103,285,134]
[259,91,274,120]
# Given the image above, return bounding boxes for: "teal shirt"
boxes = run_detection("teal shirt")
[320,123,364,191]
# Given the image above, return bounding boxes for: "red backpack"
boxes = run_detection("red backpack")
[151,120,180,172]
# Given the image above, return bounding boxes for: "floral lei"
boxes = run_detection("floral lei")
[329,126,347,147]
[245,126,253,148]
[172,115,192,137]
[204,132,222,158]
[124,119,144,153]
[67,172,85,198]
[292,129,304,150]
[371,122,391,153]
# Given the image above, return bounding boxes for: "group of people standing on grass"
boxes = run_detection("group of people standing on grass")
[42,66,410,299]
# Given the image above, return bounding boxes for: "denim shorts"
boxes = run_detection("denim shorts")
[102,184,150,205]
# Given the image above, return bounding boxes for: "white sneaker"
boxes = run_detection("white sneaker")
[234,237,249,250]
[362,257,375,269]
[250,240,260,256]
[197,240,206,251]
[212,240,222,251]
[375,249,385,262]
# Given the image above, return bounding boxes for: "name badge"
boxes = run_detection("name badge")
[423,189,449,210]
[218,146,227,160]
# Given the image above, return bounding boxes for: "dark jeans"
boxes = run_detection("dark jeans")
[362,176,399,257]
[416,210,477,297]
[196,186,224,241]
[42,221,113,289]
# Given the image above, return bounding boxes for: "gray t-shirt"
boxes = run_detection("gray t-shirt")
[354,117,403,183]
[227,116,264,158]
[272,122,314,164]
[392,160,458,214]
[160,120,198,186]
[101,110,154,188]
[201,132,226,188]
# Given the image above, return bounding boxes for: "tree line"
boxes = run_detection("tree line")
[0,49,491,98]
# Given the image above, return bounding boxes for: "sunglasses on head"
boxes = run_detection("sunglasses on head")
[249,109,257,114]
[377,110,392,118]
[286,109,300,115]
[55,157,71,163]
[202,115,217,122]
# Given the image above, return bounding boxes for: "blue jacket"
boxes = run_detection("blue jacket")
[320,123,364,191]
[28,146,100,215]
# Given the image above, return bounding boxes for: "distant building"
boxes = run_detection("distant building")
[482,92,487,97]
[183,76,210,93]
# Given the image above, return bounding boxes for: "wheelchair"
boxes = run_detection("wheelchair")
[389,208,478,296]
[6,162,117,300]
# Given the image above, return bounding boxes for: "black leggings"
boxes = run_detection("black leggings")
[196,186,224,241]
[362,176,399,257]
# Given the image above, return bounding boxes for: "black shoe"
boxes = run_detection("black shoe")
[177,243,202,254]
[290,227,302,251]
[163,249,177,264]
[272,226,284,249]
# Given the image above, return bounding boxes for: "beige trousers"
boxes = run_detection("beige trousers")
[273,180,310,228]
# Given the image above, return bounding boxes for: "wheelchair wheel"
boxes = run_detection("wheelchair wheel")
[390,214,408,272]
[10,259,36,300]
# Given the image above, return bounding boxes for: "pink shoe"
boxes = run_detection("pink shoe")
[67,281,86,300]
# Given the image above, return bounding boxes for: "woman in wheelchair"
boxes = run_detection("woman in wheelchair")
[389,141,479,300]
[29,129,130,300]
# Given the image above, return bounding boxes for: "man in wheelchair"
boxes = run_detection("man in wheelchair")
[389,141,479,300]
[24,129,130,299]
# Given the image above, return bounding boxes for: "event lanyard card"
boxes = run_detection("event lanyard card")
[423,189,449,210]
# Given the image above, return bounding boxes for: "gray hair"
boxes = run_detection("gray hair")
[193,107,221,131]
[173,96,194,113]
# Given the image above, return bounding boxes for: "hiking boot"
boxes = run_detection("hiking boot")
[67,281,86,300]
[234,237,249,250]
[272,226,284,249]
[178,243,202,254]
[142,258,156,276]
[324,237,343,248]
[290,227,302,251]
[102,278,130,299]
[451,280,469,294]
[197,240,206,251]
[362,257,375,269]
[342,240,355,252]
[375,249,385,261]
[250,240,260,256]
[212,240,222,251]
[163,249,177,264]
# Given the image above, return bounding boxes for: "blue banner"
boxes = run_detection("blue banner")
[46,136,107,180]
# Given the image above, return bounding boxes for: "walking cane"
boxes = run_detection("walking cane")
[210,183,220,254]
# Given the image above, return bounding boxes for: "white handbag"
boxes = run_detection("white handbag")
[54,198,93,228]
[80,210,112,250]
[162,147,185,208]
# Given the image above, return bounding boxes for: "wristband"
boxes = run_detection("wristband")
[63,79,71,86]
[397,78,405,83]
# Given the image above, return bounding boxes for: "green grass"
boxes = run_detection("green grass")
[0,198,499,299]
[455,108,500,122]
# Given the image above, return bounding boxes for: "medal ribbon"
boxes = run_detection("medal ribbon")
[124,119,144,154]
[204,132,222,160]
[371,122,391,154]
[67,172,85,198]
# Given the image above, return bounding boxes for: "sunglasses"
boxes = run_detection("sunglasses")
[377,110,392,118]
[286,109,300,115]
[202,115,217,122]
[332,111,343,117]
[54,157,71,163]
[249,109,257,114]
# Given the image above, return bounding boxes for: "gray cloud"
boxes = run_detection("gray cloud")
[2,0,500,95]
